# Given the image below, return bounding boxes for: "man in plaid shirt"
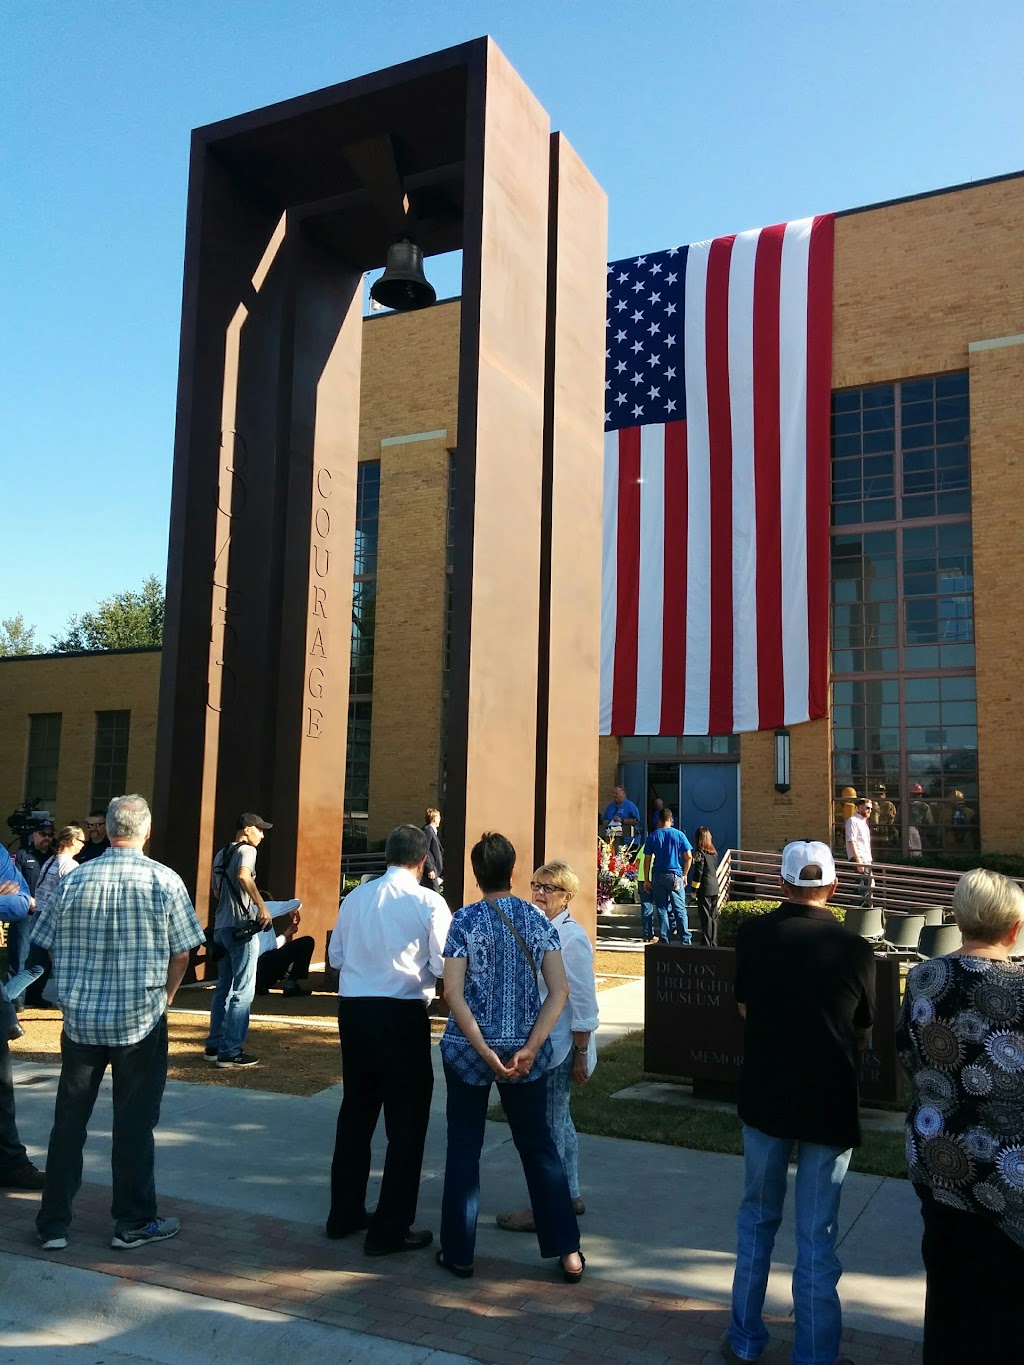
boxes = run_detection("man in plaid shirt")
[31,794,203,1251]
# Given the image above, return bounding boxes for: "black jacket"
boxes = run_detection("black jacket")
[422,824,444,881]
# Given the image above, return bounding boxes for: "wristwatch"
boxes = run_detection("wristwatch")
[572,1045,588,1056]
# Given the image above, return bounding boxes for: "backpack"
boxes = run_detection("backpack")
[211,841,245,902]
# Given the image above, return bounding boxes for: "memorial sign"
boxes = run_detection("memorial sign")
[644,945,904,1104]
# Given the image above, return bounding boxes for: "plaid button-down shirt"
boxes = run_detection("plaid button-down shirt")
[31,846,203,1046]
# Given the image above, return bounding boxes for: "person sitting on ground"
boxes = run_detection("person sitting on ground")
[497,860,598,1232]
[896,867,1024,1365]
[437,832,584,1283]
[254,900,314,996]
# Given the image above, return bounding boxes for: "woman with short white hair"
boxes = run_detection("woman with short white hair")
[897,867,1024,1364]
[497,859,599,1232]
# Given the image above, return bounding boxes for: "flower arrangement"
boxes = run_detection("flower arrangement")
[597,836,640,912]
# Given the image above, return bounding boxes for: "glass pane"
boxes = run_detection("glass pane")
[940,644,975,667]
[904,677,939,702]
[905,645,940,669]
[935,372,969,398]
[863,385,895,408]
[940,676,976,701]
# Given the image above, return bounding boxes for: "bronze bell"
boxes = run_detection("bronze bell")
[369,239,436,311]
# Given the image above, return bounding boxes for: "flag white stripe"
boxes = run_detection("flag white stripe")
[599,430,620,734]
[682,242,712,734]
[728,228,760,732]
[634,425,666,733]
[779,218,812,723]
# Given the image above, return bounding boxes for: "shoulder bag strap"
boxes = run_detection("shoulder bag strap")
[489,900,540,986]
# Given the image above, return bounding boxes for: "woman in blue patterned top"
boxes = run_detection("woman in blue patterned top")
[896,868,1024,1365]
[438,832,584,1282]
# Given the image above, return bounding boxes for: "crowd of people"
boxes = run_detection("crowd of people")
[2,794,1023,1363]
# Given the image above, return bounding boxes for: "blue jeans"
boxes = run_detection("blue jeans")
[441,1062,579,1266]
[728,1124,852,1365]
[652,871,691,944]
[205,929,258,1060]
[546,1051,579,1199]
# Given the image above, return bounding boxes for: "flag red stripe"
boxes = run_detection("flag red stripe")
[610,427,642,733]
[660,420,689,733]
[805,215,834,722]
[752,224,786,728]
[705,236,735,735]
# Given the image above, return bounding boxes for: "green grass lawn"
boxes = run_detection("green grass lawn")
[489,1031,908,1180]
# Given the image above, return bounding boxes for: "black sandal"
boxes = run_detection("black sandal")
[436,1249,474,1279]
[561,1251,586,1284]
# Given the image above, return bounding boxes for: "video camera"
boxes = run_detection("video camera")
[6,798,52,850]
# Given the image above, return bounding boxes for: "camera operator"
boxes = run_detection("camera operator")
[6,818,54,1009]
[203,814,273,1069]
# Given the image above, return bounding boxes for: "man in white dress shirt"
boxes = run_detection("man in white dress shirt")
[326,825,451,1256]
[844,796,875,908]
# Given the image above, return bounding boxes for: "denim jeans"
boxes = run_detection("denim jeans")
[652,871,691,944]
[546,1050,579,1199]
[441,1062,579,1266]
[37,1017,169,1240]
[728,1124,852,1365]
[205,929,258,1059]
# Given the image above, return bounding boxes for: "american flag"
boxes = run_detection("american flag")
[600,216,835,736]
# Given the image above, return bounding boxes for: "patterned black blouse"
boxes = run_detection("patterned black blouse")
[897,954,1024,1245]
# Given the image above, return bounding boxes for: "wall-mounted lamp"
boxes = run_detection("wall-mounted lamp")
[774,728,791,793]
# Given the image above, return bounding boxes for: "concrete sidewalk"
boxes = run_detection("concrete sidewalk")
[0,979,924,1363]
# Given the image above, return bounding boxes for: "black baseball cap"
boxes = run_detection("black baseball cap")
[237,812,273,831]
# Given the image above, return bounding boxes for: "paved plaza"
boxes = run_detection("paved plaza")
[0,982,924,1363]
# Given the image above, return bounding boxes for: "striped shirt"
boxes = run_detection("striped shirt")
[31,846,203,1046]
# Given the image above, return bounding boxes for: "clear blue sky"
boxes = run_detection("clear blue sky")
[4,0,1021,645]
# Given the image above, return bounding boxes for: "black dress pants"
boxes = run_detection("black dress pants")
[917,1184,1024,1364]
[0,1037,30,1173]
[697,896,719,947]
[329,997,433,1248]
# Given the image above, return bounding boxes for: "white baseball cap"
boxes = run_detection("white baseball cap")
[780,840,837,888]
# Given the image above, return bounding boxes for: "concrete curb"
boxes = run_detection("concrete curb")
[0,1251,473,1365]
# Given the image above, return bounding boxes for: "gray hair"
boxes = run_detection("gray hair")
[385,824,428,869]
[106,795,151,840]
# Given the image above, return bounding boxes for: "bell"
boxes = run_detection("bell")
[369,239,436,312]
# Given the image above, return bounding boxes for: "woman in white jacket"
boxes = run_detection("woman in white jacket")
[497,860,599,1230]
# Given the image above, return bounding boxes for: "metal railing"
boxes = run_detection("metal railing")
[719,848,1024,915]
[340,850,387,882]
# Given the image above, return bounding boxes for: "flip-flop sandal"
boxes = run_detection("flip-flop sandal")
[436,1249,474,1278]
[495,1210,536,1232]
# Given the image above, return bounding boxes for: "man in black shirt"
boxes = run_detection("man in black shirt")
[75,811,110,864]
[723,840,875,1365]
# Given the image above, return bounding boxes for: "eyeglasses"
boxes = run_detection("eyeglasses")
[530,882,564,896]
[86,823,104,830]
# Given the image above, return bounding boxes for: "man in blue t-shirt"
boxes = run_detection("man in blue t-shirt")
[602,786,643,841]
[643,809,693,945]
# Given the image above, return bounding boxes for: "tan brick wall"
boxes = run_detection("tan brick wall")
[367,436,451,841]
[834,177,1024,385]
[358,301,461,463]
[968,341,1024,851]
[739,720,833,853]
[357,300,462,841]
[0,650,161,832]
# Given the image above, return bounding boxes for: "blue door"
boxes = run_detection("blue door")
[678,762,739,853]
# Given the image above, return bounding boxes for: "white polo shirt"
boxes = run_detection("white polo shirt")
[845,813,873,865]
[328,865,452,1003]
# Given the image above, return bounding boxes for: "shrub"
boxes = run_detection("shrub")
[718,898,846,946]
[916,851,1024,879]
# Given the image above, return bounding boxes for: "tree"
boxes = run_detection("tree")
[52,575,165,652]
[0,613,38,656]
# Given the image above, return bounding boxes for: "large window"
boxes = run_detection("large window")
[344,461,380,844]
[620,735,738,759]
[25,713,62,810]
[91,710,131,810]
[830,374,978,858]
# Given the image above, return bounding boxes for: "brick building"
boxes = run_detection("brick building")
[2,171,1022,867]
